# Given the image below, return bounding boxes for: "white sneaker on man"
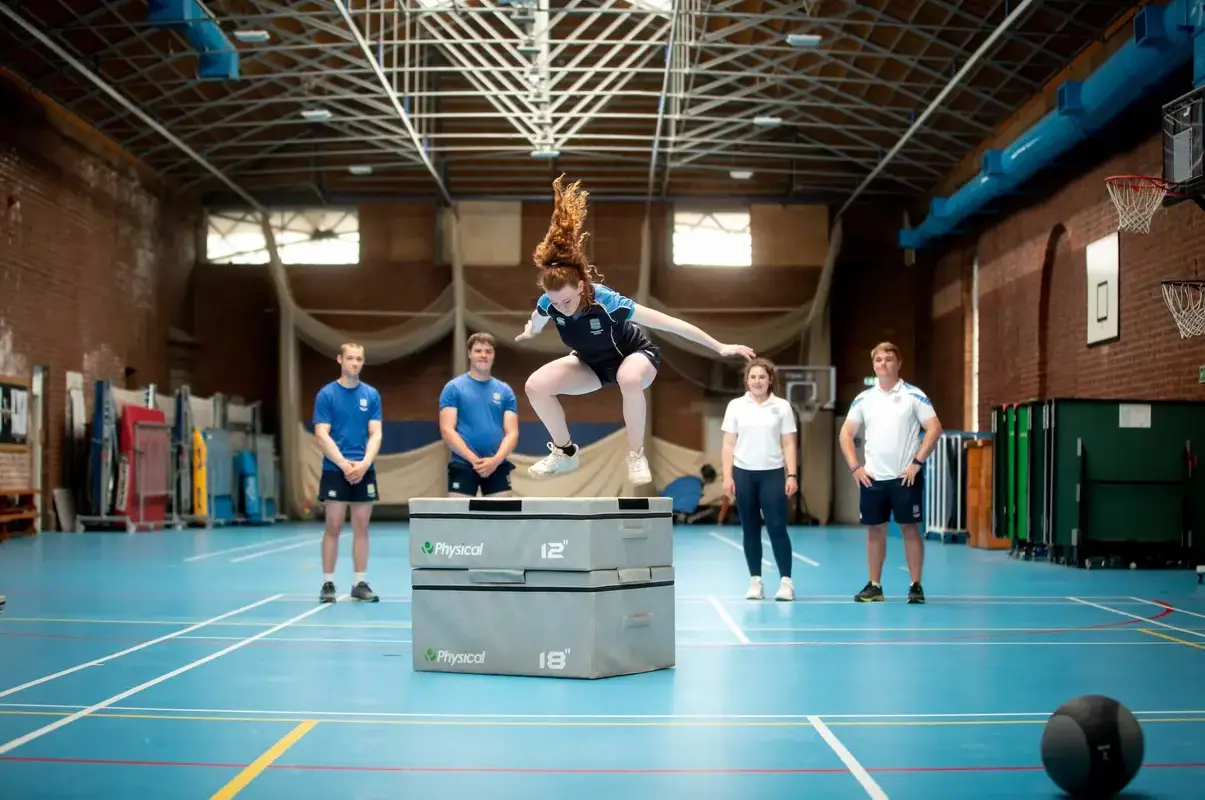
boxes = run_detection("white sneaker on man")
[627,448,652,485]
[775,577,795,602]
[746,576,764,600]
[529,442,580,480]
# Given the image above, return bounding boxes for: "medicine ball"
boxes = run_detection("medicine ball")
[1040,695,1144,798]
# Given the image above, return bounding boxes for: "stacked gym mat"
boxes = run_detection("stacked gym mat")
[408,496,676,679]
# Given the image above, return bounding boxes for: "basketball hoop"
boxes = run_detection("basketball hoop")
[1161,280,1205,339]
[795,401,821,425]
[1105,175,1181,234]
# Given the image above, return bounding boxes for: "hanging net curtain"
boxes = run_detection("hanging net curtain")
[260,205,844,521]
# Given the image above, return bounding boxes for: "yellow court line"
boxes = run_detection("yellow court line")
[0,709,1203,729]
[1140,628,1205,651]
[209,719,317,800]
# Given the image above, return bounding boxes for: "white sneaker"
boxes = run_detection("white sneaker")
[528,442,580,480]
[627,448,652,485]
[746,576,764,600]
[775,576,795,602]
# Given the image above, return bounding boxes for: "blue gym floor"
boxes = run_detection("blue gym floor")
[0,521,1203,799]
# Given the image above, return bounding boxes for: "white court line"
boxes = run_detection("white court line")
[184,535,308,562]
[3,703,1203,720]
[1129,597,1205,622]
[706,596,750,644]
[1067,597,1205,639]
[808,716,889,800]
[761,535,820,567]
[230,538,320,563]
[0,616,414,630]
[0,595,344,756]
[707,531,771,568]
[0,595,282,701]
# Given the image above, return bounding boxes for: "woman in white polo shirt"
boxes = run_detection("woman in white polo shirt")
[721,358,799,601]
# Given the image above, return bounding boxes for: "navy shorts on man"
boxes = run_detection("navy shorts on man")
[447,459,512,496]
[318,467,380,504]
[859,475,924,526]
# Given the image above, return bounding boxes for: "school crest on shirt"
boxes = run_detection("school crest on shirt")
[492,392,501,404]
[359,397,368,411]
[589,318,602,333]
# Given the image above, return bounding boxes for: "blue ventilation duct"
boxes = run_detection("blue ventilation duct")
[900,0,1205,250]
[147,0,239,81]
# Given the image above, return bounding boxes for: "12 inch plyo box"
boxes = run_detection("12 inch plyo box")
[408,496,673,571]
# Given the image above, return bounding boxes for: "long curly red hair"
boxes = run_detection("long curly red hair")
[533,174,604,305]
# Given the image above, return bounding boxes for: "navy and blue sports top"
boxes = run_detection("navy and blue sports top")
[535,284,649,364]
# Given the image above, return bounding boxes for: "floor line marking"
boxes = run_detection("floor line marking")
[707,596,751,645]
[2,754,1205,774]
[208,720,317,799]
[0,617,416,630]
[808,716,889,800]
[0,596,344,757]
[0,595,283,701]
[230,538,320,563]
[16,617,1194,634]
[0,633,1187,649]
[3,708,1200,728]
[1068,597,1205,639]
[761,535,820,567]
[2,704,1204,720]
[1130,597,1205,621]
[184,536,310,562]
[707,531,772,569]
[1139,629,1205,651]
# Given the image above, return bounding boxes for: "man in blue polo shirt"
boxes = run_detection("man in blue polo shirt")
[313,342,382,604]
[438,332,519,496]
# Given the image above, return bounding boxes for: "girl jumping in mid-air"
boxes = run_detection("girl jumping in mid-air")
[515,175,756,485]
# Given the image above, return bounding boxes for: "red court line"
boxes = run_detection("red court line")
[1,756,1203,774]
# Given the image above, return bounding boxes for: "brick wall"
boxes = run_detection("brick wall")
[927,127,1205,432]
[831,204,936,413]
[0,73,198,496]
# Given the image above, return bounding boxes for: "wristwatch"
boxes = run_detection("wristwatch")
[912,458,925,467]
[787,473,797,479]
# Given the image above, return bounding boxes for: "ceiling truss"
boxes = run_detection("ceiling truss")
[0,0,1139,204]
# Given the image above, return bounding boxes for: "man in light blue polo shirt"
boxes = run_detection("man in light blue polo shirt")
[438,332,519,496]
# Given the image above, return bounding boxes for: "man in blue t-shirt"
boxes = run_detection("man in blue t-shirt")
[438,332,519,496]
[312,342,382,604]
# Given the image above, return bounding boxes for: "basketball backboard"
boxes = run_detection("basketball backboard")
[1162,81,1205,209]
[777,365,836,417]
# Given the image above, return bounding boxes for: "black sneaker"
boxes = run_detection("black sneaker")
[854,582,884,602]
[319,581,337,603]
[907,582,925,604]
[0,594,6,613]
[351,581,379,602]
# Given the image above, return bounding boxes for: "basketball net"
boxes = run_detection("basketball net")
[795,402,821,425]
[1162,280,1205,339]
[1105,175,1174,234]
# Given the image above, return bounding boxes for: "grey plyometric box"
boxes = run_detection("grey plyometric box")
[411,566,676,679]
[408,496,673,571]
